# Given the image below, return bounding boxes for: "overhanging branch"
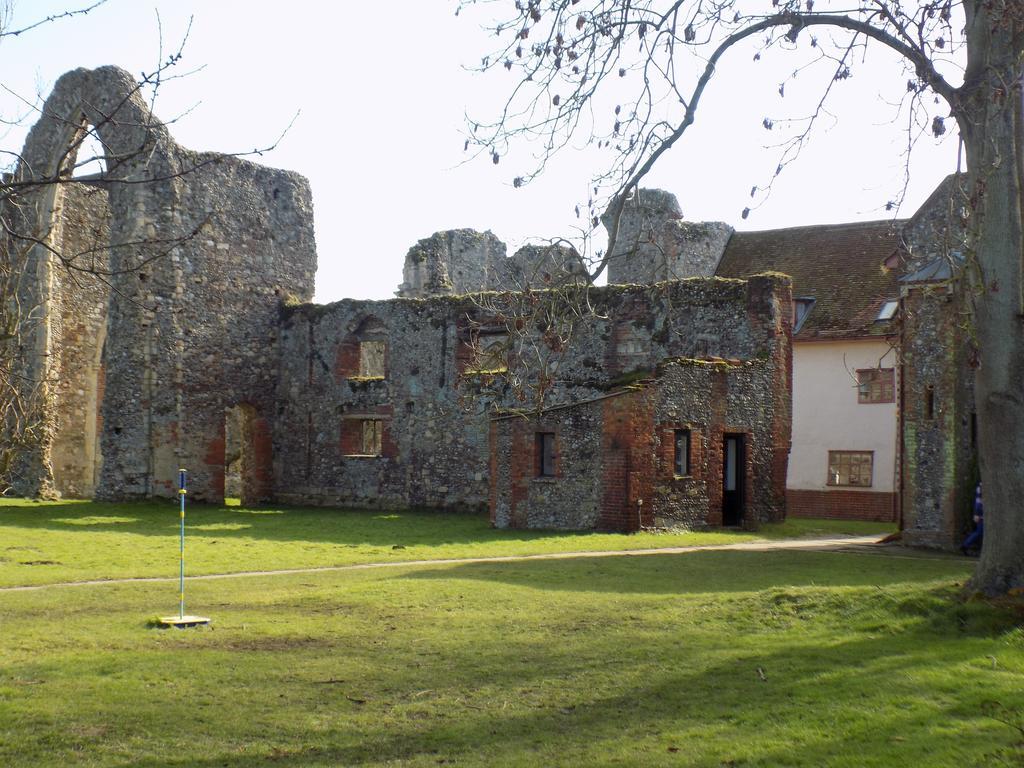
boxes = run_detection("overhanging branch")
[596,10,959,281]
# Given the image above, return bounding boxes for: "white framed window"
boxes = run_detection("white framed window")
[857,368,895,404]
[827,451,873,487]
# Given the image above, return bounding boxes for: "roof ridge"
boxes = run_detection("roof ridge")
[732,218,908,236]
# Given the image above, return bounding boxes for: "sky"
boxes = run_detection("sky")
[0,1,960,302]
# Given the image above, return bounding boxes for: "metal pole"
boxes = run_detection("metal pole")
[179,468,187,620]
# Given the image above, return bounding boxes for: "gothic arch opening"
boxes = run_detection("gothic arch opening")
[39,119,113,498]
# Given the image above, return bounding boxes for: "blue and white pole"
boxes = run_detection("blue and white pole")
[178,468,187,620]
[158,468,208,627]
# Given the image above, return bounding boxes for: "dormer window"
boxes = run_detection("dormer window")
[793,297,815,333]
[876,300,899,322]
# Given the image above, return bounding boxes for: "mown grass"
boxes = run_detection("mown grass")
[1,548,1020,767]
[0,499,895,588]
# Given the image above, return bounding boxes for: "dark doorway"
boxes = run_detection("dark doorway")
[223,403,271,506]
[722,433,746,526]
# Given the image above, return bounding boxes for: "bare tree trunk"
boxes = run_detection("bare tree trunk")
[960,3,1024,595]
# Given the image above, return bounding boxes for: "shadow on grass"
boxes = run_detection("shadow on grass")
[0,499,765,550]
[1,500,515,546]
[111,625,1021,768]
[400,549,974,595]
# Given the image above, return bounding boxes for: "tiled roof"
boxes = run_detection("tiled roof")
[716,220,905,340]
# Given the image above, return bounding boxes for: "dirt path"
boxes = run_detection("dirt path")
[0,534,959,593]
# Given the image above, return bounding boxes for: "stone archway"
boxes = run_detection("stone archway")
[9,66,317,503]
[10,66,178,499]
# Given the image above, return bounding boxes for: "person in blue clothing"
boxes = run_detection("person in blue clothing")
[961,482,983,556]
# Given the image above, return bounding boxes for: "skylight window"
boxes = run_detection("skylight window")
[876,300,899,321]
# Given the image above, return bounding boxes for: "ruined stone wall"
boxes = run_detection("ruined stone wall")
[504,244,587,289]
[490,398,611,529]
[98,149,315,503]
[649,359,788,528]
[11,66,316,502]
[397,232,588,298]
[603,189,733,285]
[275,275,791,514]
[897,174,978,549]
[397,229,507,297]
[489,355,789,532]
[901,175,969,273]
[48,183,111,498]
[900,282,976,549]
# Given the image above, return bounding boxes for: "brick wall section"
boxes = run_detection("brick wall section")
[648,358,787,528]
[490,351,789,532]
[335,340,361,382]
[787,489,897,522]
[599,389,655,531]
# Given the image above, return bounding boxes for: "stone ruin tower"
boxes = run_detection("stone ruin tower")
[603,188,734,284]
[394,188,732,299]
[6,66,317,502]
[396,230,585,297]
[396,229,508,297]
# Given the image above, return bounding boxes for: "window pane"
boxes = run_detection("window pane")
[857,369,894,404]
[726,439,737,491]
[827,451,873,487]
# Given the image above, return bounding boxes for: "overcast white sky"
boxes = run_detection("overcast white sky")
[0,1,959,302]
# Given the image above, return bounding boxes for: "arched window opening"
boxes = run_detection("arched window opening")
[68,124,109,180]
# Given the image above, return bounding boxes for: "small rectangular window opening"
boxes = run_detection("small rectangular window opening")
[827,451,873,487]
[537,432,556,478]
[970,412,977,447]
[361,419,383,456]
[925,386,935,420]
[674,428,691,476]
[473,333,509,374]
[359,340,386,378]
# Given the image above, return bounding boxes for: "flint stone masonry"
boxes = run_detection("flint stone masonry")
[490,357,790,531]
[11,66,316,502]
[506,243,587,288]
[11,67,793,532]
[602,189,733,285]
[896,174,977,550]
[397,229,507,297]
[274,275,792,523]
[899,280,976,549]
[397,231,587,298]
[47,183,111,498]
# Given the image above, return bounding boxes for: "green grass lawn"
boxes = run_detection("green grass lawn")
[0,499,896,588]
[1,544,1020,767]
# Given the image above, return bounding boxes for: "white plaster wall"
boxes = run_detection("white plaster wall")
[788,340,898,492]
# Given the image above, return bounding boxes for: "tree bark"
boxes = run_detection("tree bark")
[959,2,1024,595]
